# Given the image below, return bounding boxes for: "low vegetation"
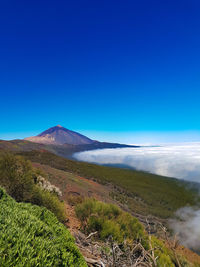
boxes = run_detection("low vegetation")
[75,198,191,266]
[0,187,87,267]
[76,198,148,246]
[0,152,65,222]
[19,150,199,218]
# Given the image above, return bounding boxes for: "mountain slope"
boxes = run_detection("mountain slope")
[0,187,87,267]
[25,125,94,145]
[18,149,199,219]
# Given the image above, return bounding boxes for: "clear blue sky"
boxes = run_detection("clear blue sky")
[1,0,200,143]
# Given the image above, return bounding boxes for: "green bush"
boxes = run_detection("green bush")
[100,219,123,242]
[151,236,174,266]
[75,198,147,246]
[31,186,66,222]
[0,153,65,222]
[0,187,87,267]
[116,212,145,242]
[0,152,34,202]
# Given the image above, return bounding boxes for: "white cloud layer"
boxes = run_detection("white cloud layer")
[74,143,200,182]
[170,207,200,251]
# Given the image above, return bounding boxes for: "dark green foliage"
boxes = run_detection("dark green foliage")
[0,153,65,222]
[19,150,199,218]
[0,152,34,202]
[0,188,87,267]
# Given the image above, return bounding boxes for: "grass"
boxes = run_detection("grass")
[18,150,199,218]
[0,187,87,267]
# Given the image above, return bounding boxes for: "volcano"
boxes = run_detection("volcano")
[25,125,94,145]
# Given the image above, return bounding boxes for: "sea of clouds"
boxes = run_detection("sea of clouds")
[170,207,200,251]
[74,143,200,182]
[74,143,200,250]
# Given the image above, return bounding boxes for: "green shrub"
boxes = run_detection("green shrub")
[116,212,145,242]
[31,186,66,222]
[151,236,174,266]
[75,198,147,246]
[0,153,66,222]
[100,220,123,243]
[0,153,34,202]
[0,187,87,267]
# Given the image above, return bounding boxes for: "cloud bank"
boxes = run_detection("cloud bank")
[74,143,200,182]
[170,207,200,251]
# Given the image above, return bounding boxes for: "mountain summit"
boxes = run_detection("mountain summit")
[25,125,94,145]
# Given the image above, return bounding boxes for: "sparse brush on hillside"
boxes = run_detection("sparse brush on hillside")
[0,187,87,267]
[75,198,192,266]
[0,152,65,222]
[19,150,199,218]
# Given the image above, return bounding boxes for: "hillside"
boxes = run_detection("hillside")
[0,187,87,266]
[2,185,199,266]
[18,150,199,219]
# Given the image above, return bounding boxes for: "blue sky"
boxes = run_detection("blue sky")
[1,0,200,143]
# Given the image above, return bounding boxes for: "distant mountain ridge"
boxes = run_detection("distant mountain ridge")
[0,125,137,159]
[25,125,94,145]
